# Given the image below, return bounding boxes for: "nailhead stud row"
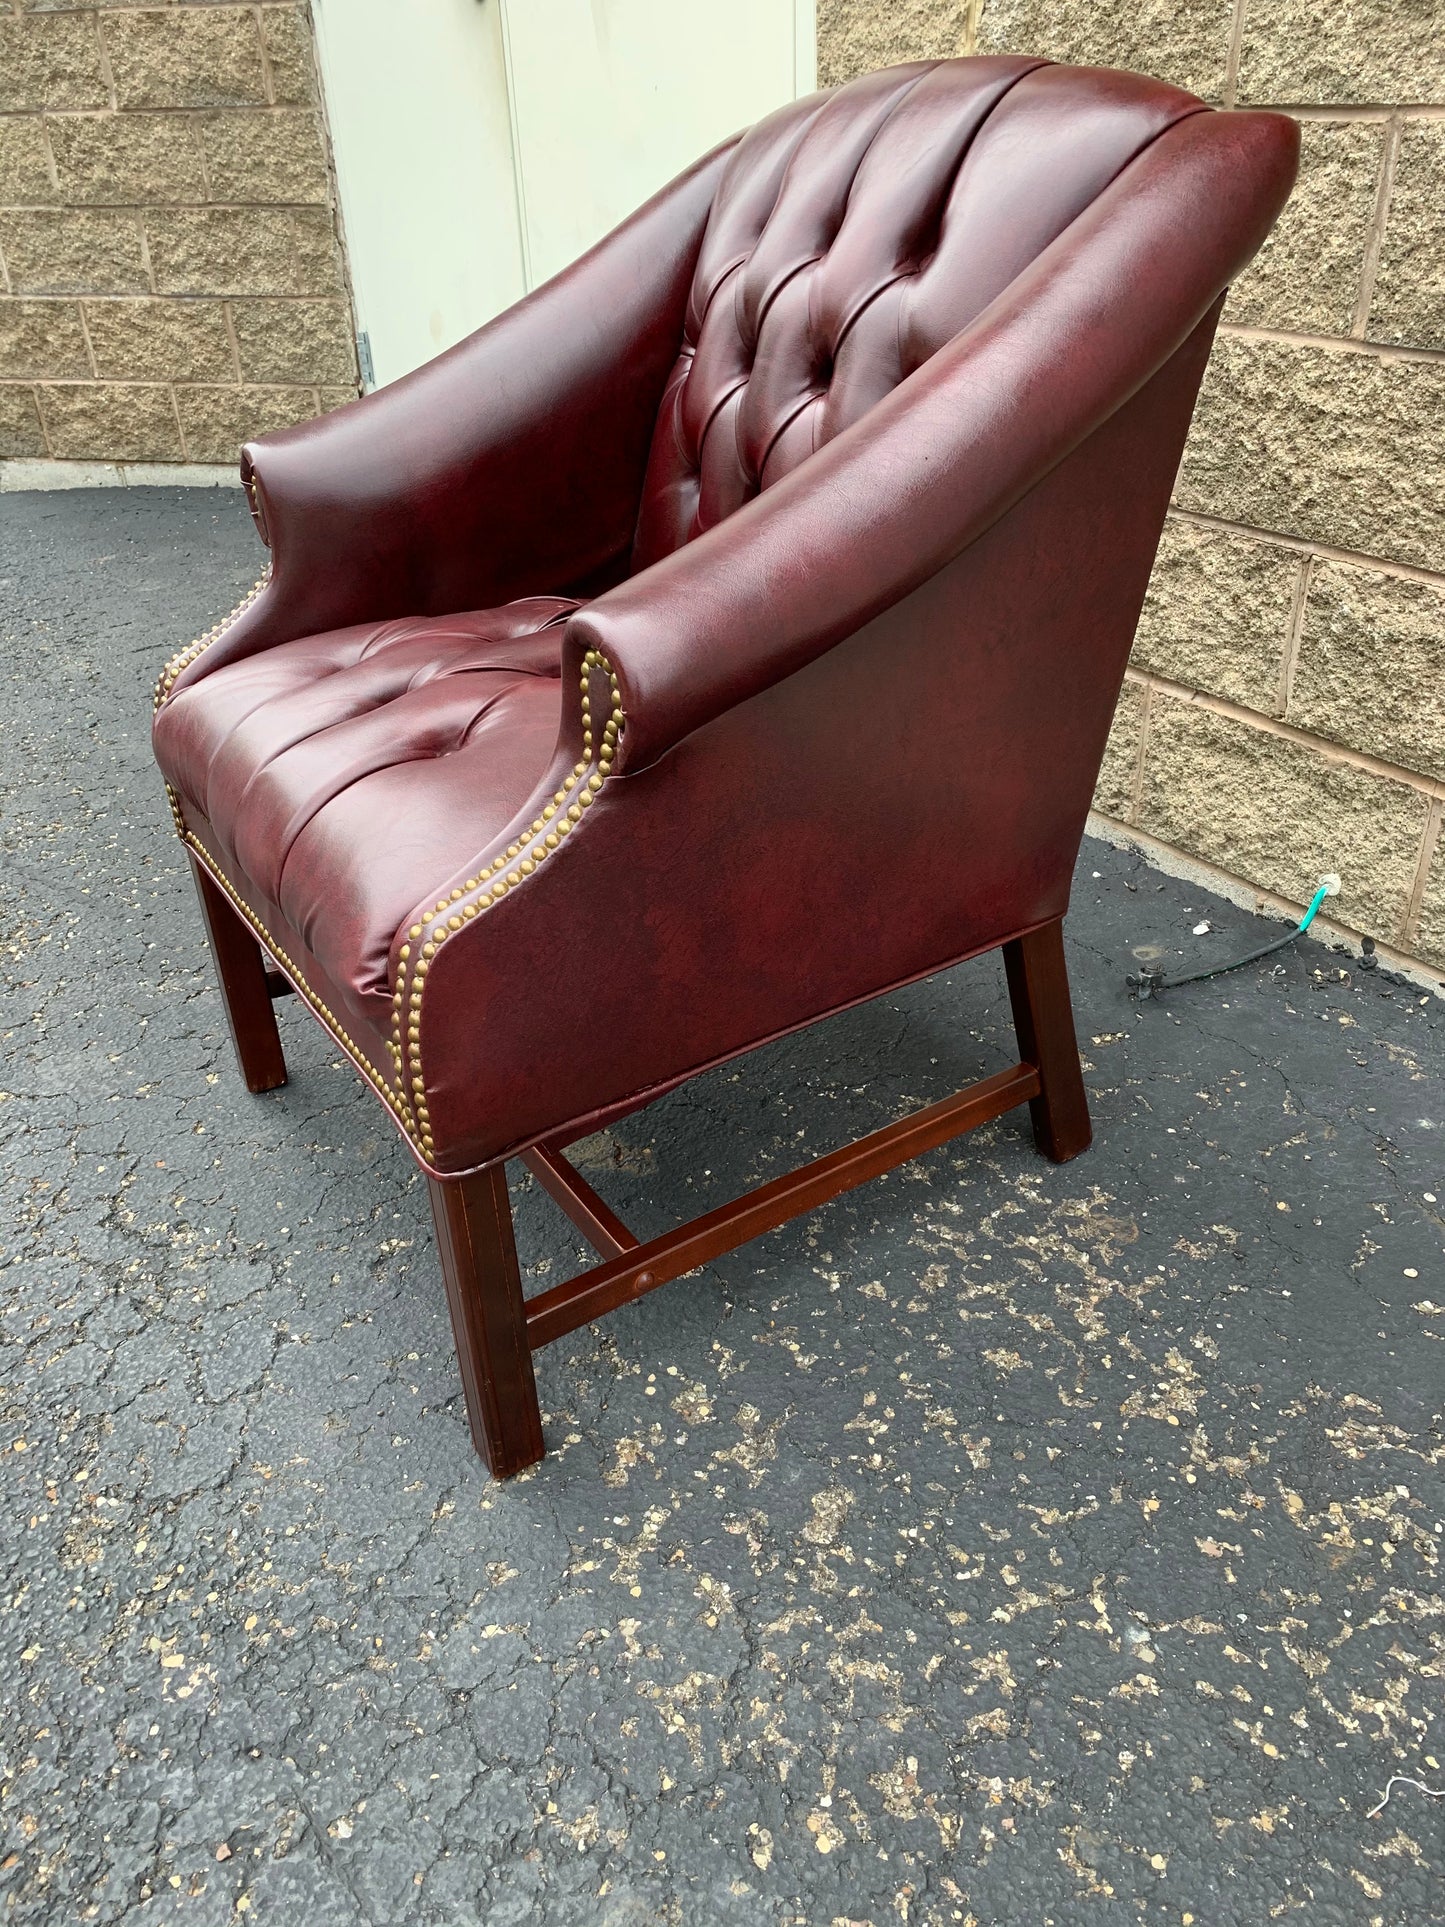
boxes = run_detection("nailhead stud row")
[392,648,625,1160]
[160,608,623,1166]
[153,570,270,711]
[184,835,411,1133]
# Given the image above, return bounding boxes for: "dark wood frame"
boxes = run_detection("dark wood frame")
[192,853,1091,1480]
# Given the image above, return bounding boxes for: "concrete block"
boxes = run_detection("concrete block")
[1370,120,1445,353]
[83,298,236,383]
[231,298,355,384]
[1226,121,1384,338]
[976,0,1234,100]
[47,111,202,206]
[1138,693,1431,939]
[1290,561,1445,782]
[176,382,320,462]
[817,0,970,86]
[1131,517,1296,713]
[0,383,48,458]
[1092,675,1144,819]
[146,207,342,297]
[0,298,90,379]
[0,209,149,294]
[1176,335,1445,574]
[1237,0,1445,106]
[0,12,109,115]
[0,456,240,492]
[37,381,184,462]
[261,5,317,108]
[0,116,57,205]
[102,7,267,111]
[288,206,345,293]
[1415,835,1445,968]
[196,108,329,205]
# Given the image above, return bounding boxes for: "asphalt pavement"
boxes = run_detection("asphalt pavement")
[2,486,1441,1926]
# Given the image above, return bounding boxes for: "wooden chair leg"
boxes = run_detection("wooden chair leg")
[428,1165,545,1478]
[188,853,287,1094]
[1003,917,1092,1164]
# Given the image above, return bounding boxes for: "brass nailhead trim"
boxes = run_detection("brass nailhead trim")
[391,648,625,1161]
[159,608,624,1164]
[158,572,419,1141]
[184,833,412,1137]
[164,780,187,839]
[153,569,270,711]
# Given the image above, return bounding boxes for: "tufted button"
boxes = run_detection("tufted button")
[633,56,1204,572]
[152,599,580,1027]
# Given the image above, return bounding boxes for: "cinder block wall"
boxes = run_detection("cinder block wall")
[0,1,357,469]
[821,1,1445,974]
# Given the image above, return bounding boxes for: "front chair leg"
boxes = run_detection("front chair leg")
[187,853,287,1093]
[428,1165,545,1477]
[1003,918,1092,1163]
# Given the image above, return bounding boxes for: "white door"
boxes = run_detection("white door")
[310,0,528,389]
[499,0,816,289]
[313,0,815,390]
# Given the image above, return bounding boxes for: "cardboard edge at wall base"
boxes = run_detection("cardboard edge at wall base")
[1087,811,1445,999]
[0,460,242,494]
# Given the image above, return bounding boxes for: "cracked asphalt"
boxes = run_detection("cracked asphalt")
[2,486,1443,1927]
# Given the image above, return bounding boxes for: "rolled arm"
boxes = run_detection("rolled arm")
[569,108,1298,773]
[168,140,735,698]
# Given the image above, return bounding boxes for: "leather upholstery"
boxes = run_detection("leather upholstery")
[159,141,732,703]
[153,57,1298,1176]
[636,58,1190,566]
[155,602,575,1023]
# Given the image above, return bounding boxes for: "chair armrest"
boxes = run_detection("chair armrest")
[570,107,1298,773]
[190,141,735,687]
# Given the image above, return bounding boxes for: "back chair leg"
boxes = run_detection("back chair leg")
[188,854,287,1094]
[1003,918,1092,1163]
[428,1166,546,1477]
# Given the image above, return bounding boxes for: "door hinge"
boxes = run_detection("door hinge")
[356,329,375,391]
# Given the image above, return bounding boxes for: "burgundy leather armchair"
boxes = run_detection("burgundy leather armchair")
[152,58,1297,1477]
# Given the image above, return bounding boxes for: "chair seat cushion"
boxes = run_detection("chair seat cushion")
[154,598,578,1023]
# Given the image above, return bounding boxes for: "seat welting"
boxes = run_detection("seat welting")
[153,599,577,1024]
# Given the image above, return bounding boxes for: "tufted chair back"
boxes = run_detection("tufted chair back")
[155,54,1296,1482]
[633,57,1206,570]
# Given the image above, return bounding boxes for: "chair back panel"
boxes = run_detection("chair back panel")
[632,57,1204,570]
